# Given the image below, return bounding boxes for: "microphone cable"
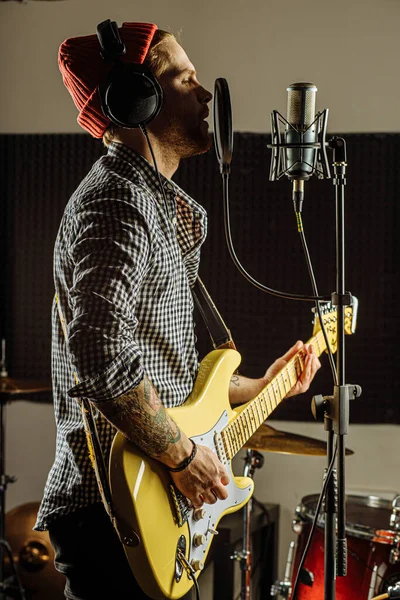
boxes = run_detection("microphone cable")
[222,170,338,382]
[222,172,331,303]
[291,439,338,600]
[140,124,172,222]
[295,209,338,383]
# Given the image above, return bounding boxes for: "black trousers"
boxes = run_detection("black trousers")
[48,502,154,600]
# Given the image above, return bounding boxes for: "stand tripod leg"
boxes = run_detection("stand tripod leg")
[232,450,265,600]
[0,400,25,600]
[0,400,6,596]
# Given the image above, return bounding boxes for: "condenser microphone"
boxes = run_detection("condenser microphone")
[285,82,318,181]
[268,82,330,211]
[285,83,319,211]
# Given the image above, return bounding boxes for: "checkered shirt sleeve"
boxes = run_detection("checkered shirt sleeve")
[35,143,207,529]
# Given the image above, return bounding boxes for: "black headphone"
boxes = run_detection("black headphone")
[96,19,163,129]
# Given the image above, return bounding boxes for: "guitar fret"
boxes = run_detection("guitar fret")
[287,363,295,388]
[243,408,251,436]
[277,377,285,398]
[229,424,239,456]
[249,404,259,430]
[229,429,237,458]
[233,421,243,452]
[224,427,232,457]
[254,399,263,426]
[281,369,289,395]
[294,355,302,377]
[271,382,278,407]
[237,419,246,448]
[222,430,232,459]
[260,392,268,419]
[249,404,256,428]
[219,311,351,460]
[266,388,274,416]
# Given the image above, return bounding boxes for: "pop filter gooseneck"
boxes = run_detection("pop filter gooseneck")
[212,76,328,302]
[213,78,233,174]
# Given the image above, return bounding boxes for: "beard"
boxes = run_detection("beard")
[153,105,213,160]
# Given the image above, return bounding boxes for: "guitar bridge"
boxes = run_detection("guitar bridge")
[169,484,192,527]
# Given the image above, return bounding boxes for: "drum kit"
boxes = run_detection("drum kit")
[1,364,400,600]
[0,368,63,600]
[239,427,400,600]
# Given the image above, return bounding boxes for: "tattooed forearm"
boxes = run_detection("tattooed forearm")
[96,375,182,459]
[230,375,240,387]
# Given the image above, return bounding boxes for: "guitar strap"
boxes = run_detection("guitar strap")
[55,293,140,547]
[192,277,236,350]
[55,276,234,545]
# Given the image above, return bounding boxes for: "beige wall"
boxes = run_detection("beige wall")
[0,0,399,134]
[2,0,399,596]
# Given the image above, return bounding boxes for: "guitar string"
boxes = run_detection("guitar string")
[222,329,327,459]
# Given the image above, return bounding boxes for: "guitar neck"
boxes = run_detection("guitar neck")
[220,329,326,460]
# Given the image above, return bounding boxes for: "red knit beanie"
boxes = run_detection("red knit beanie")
[58,22,158,138]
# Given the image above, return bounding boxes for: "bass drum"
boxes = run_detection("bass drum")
[291,494,400,599]
[4,502,65,599]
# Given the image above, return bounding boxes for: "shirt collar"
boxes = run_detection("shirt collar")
[107,142,207,251]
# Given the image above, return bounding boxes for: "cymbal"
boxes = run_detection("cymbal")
[0,376,51,397]
[244,423,354,456]
[4,502,65,599]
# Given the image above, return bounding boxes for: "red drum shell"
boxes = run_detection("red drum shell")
[292,494,400,599]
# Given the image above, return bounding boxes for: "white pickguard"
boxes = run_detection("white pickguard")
[187,411,252,565]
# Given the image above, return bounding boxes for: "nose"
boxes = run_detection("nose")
[199,85,212,104]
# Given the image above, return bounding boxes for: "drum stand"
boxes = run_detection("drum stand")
[0,393,26,600]
[231,449,264,600]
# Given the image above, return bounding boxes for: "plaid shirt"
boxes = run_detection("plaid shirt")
[35,142,207,530]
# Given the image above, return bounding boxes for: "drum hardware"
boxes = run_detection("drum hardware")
[270,541,295,599]
[230,449,264,600]
[390,496,400,531]
[0,340,52,600]
[368,564,379,600]
[370,582,400,600]
[389,537,400,565]
[289,493,400,599]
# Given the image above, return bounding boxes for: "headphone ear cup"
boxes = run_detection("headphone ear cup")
[101,63,163,129]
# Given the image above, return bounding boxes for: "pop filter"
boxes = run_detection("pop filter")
[213,78,233,174]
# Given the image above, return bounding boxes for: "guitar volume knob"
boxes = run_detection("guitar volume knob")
[191,559,204,572]
[193,533,207,547]
[193,508,206,521]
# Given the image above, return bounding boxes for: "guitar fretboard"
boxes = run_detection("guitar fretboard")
[220,329,326,459]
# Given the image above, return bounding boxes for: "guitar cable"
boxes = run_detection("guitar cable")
[177,549,201,600]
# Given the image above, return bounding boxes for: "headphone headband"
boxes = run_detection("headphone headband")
[97,20,126,61]
[96,19,162,129]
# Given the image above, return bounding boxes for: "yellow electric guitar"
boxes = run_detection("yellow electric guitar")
[109,301,357,599]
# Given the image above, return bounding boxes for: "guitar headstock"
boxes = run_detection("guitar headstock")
[312,297,358,354]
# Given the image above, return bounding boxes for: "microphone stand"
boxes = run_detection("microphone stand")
[322,136,361,600]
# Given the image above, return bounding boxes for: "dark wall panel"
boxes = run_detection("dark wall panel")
[0,133,398,423]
